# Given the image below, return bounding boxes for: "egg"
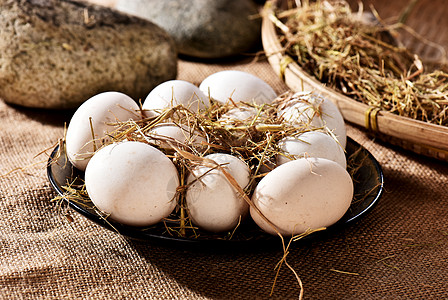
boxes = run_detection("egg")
[186,153,251,232]
[279,91,347,148]
[219,105,267,126]
[277,131,347,169]
[147,122,207,152]
[199,70,277,105]
[279,101,316,125]
[85,141,179,227]
[250,157,353,236]
[142,80,209,116]
[65,91,140,171]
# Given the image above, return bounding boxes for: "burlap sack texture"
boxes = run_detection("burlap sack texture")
[1,57,448,299]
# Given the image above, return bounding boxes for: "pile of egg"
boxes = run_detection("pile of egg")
[65,70,353,236]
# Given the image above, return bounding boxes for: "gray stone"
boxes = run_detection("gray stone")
[115,0,261,59]
[0,0,177,109]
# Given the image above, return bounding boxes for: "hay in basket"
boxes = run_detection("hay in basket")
[262,0,448,161]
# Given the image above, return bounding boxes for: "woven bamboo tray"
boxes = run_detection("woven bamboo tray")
[262,0,448,161]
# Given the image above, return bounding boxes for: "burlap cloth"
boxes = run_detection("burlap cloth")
[1,56,448,299]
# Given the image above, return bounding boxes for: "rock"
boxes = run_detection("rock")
[114,0,261,59]
[0,0,177,109]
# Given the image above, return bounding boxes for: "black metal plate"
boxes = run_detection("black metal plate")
[47,137,383,250]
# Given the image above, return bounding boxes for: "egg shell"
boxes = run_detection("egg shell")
[250,157,353,236]
[186,153,251,232]
[66,91,140,171]
[279,101,317,125]
[219,105,267,126]
[220,107,257,124]
[85,141,179,227]
[199,70,277,105]
[147,122,207,151]
[142,80,209,116]
[279,92,347,148]
[277,131,347,169]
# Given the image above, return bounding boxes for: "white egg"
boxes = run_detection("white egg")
[147,122,207,151]
[219,105,267,126]
[66,91,140,171]
[142,80,209,116]
[85,141,179,227]
[277,131,347,169]
[279,101,317,125]
[186,153,251,232]
[199,70,277,105]
[279,92,347,148]
[250,157,353,236]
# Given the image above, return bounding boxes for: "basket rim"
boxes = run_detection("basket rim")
[261,1,448,157]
